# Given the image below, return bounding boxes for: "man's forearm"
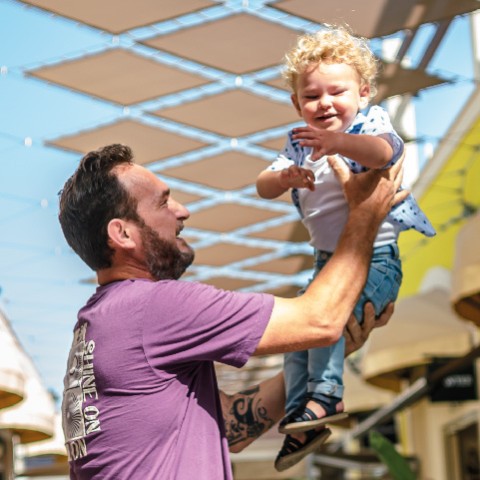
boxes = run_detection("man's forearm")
[254,210,379,355]
[291,156,399,348]
[302,206,378,331]
[222,372,285,453]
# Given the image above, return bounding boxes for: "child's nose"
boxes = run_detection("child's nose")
[318,94,332,108]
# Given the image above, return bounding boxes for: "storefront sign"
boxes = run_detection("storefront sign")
[428,357,478,402]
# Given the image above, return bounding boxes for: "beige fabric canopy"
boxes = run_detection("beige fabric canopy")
[0,311,26,409]
[17,412,68,477]
[0,336,56,443]
[451,213,480,324]
[343,362,394,414]
[361,279,474,391]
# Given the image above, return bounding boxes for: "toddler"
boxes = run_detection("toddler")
[256,25,435,472]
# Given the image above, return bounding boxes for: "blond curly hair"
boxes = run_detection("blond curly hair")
[283,25,379,99]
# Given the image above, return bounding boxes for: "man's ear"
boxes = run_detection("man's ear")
[107,218,137,250]
[291,93,302,117]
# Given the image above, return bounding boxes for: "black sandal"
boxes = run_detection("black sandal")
[279,394,348,434]
[274,428,332,472]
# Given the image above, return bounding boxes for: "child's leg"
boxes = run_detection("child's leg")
[279,338,347,434]
[308,338,345,399]
[354,243,402,322]
[282,260,321,417]
[279,242,401,434]
[277,349,335,471]
[284,350,309,415]
[275,345,348,471]
[276,252,344,470]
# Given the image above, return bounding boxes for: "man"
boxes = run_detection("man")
[58,144,405,479]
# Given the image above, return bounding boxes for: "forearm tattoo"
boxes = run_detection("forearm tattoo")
[224,385,275,448]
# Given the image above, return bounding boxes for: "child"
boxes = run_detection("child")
[256,25,436,472]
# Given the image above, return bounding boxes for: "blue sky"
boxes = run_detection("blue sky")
[0,0,477,403]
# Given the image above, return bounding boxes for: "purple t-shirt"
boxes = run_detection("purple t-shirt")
[62,279,273,479]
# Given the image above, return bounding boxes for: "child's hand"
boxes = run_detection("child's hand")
[292,127,341,160]
[279,165,315,191]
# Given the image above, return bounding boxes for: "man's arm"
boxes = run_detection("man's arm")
[223,303,394,452]
[221,372,285,454]
[254,156,407,355]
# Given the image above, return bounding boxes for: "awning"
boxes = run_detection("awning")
[361,272,474,391]
[451,213,480,324]
[0,339,56,443]
[0,311,26,409]
[17,412,68,477]
[343,362,395,414]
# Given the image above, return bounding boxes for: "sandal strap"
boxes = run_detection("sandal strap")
[280,394,343,429]
[308,393,342,417]
[278,429,327,456]
[299,406,317,422]
[278,434,304,456]
[281,404,320,426]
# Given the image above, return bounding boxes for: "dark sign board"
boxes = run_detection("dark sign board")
[428,357,478,403]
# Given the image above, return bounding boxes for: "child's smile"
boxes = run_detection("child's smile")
[291,62,370,133]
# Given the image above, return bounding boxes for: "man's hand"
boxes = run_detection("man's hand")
[328,154,408,225]
[279,165,315,191]
[344,302,394,356]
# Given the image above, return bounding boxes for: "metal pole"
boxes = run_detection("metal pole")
[0,430,14,480]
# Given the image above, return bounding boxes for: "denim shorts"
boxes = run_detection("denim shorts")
[314,243,403,323]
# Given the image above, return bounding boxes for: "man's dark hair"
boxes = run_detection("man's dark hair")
[58,144,141,271]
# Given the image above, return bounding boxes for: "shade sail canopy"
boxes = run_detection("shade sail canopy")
[20,0,454,301]
[273,0,480,39]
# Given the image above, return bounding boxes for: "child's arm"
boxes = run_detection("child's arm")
[292,127,394,169]
[256,165,315,199]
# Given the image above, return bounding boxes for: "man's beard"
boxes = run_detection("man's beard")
[140,223,194,280]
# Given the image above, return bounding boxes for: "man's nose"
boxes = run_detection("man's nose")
[169,197,190,220]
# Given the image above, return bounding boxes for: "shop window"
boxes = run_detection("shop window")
[446,416,480,480]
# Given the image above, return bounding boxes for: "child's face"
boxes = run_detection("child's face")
[291,62,370,133]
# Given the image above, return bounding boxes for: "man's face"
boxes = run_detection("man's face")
[139,220,194,280]
[117,164,194,280]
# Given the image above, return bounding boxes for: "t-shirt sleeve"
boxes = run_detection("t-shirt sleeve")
[142,281,274,370]
[267,130,302,171]
[360,105,404,167]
